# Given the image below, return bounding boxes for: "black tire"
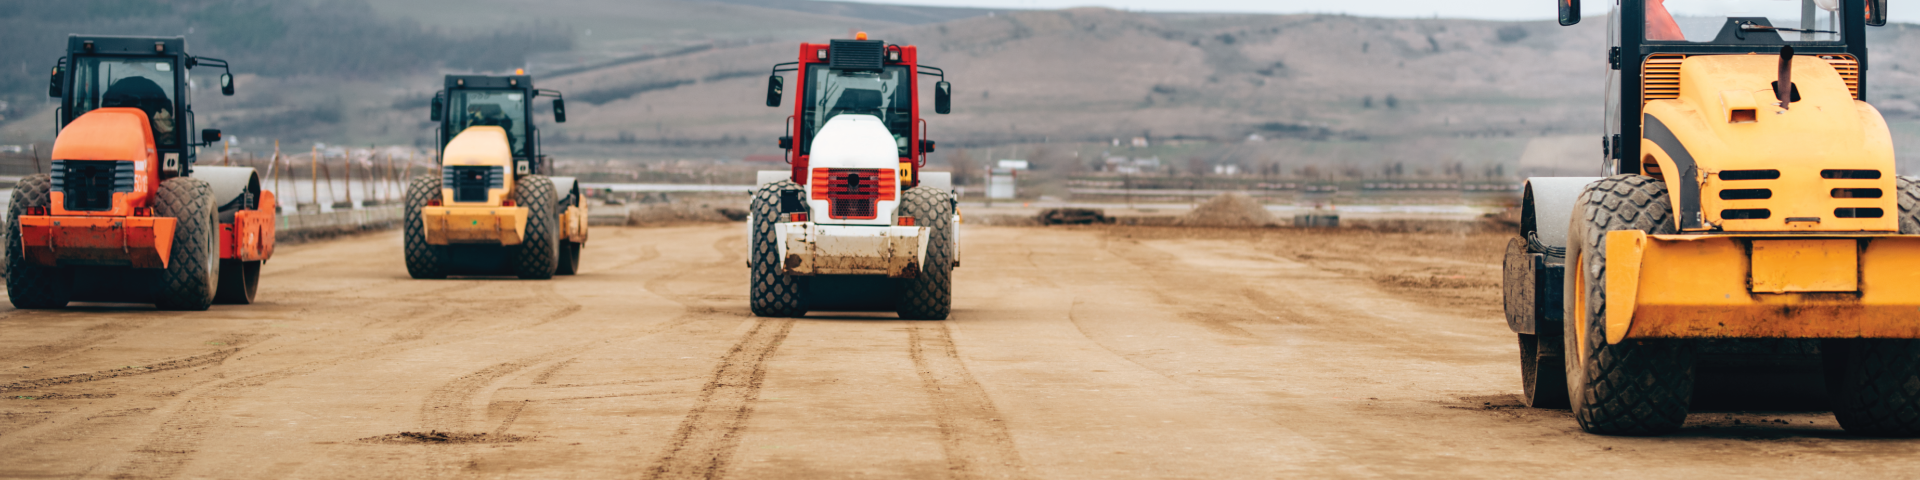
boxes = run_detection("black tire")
[749,180,807,318]
[896,186,955,320]
[154,177,220,311]
[1521,333,1569,408]
[404,175,448,279]
[1822,176,1920,437]
[511,175,559,280]
[1564,174,1695,435]
[213,259,261,304]
[556,241,581,275]
[5,173,73,309]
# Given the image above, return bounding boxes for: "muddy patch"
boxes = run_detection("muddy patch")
[1443,394,1573,421]
[358,430,528,445]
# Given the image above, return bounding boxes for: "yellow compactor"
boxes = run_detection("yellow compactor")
[405,75,586,279]
[1507,0,1919,436]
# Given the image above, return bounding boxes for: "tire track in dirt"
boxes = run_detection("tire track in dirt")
[643,318,795,480]
[0,336,260,393]
[86,283,602,479]
[418,305,585,433]
[908,322,1029,480]
[417,239,728,437]
[0,319,146,366]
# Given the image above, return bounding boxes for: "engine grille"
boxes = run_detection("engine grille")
[1643,54,1861,102]
[51,160,135,211]
[443,166,505,203]
[829,39,885,71]
[811,168,896,220]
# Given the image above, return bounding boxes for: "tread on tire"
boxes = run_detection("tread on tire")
[403,175,449,279]
[895,186,955,320]
[154,177,220,311]
[1564,174,1695,436]
[749,179,807,317]
[511,175,560,279]
[5,173,73,309]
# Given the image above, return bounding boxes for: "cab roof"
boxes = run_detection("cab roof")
[67,35,187,56]
[445,75,534,90]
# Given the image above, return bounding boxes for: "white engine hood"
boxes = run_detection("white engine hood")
[808,115,899,169]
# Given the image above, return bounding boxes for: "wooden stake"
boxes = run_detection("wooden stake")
[310,146,319,210]
[344,149,355,209]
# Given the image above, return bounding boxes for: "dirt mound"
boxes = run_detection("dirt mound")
[359,431,526,445]
[1177,193,1278,228]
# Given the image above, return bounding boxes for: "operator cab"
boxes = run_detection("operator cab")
[766,36,952,189]
[1568,0,1885,178]
[429,75,566,175]
[49,35,234,176]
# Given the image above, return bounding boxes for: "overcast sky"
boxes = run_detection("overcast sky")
[860,0,1920,23]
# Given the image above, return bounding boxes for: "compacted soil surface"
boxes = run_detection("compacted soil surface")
[2,225,1916,479]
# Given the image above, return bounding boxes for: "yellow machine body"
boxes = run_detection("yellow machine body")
[1640,55,1896,232]
[1595,54,1920,344]
[422,126,527,245]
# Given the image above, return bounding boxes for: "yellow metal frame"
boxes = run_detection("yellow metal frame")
[1601,230,1920,342]
[422,206,528,245]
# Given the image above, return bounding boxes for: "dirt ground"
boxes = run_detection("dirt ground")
[3,224,1918,479]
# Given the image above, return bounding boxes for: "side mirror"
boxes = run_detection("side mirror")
[934,80,952,115]
[201,129,222,144]
[220,73,235,96]
[1558,0,1580,26]
[778,136,793,150]
[765,75,784,107]
[1868,0,1887,27]
[552,98,567,123]
[919,139,937,153]
[430,94,444,122]
[48,65,63,97]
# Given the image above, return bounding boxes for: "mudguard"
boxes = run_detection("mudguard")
[1504,177,1601,335]
[195,166,275,262]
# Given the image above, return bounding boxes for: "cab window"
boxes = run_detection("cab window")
[451,90,529,157]
[70,57,179,146]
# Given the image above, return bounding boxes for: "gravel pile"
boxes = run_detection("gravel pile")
[1177,192,1278,228]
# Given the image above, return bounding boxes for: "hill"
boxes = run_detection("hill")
[10,2,1920,177]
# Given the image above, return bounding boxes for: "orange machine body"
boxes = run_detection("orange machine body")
[19,108,275,268]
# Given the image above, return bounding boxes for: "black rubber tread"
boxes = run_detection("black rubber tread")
[895,186,955,320]
[1564,174,1695,436]
[1822,176,1920,437]
[5,173,73,309]
[403,175,449,279]
[213,259,261,304]
[556,241,581,275]
[749,180,807,317]
[1520,333,1569,408]
[154,177,220,311]
[511,175,560,279]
